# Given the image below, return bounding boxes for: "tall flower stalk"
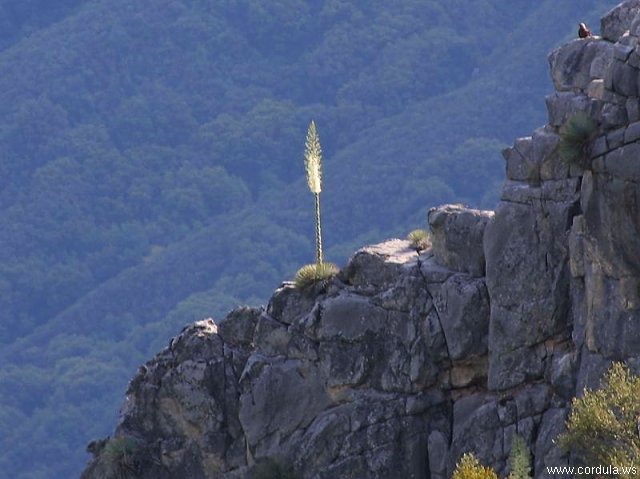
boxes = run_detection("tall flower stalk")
[304,120,323,265]
[293,120,338,290]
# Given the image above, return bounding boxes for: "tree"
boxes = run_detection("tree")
[507,435,531,479]
[559,362,640,477]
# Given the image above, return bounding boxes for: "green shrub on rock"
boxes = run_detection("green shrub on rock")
[507,434,531,479]
[294,262,339,289]
[558,112,597,167]
[102,436,139,478]
[406,228,431,251]
[558,362,640,474]
[452,453,499,479]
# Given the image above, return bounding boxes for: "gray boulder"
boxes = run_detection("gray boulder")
[504,136,538,182]
[82,320,248,479]
[611,59,639,97]
[342,239,417,290]
[534,408,570,476]
[450,396,504,475]
[267,282,322,325]
[578,162,640,358]
[545,91,591,127]
[485,192,576,390]
[428,273,490,360]
[548,39,614,92]
[217,306,260,348]
[238,358,330,457]
[428,204,494,277]
[601,1,640,42]
[293,395,430,479]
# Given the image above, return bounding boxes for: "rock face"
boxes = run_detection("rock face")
[82,3,640,479]
[428,204,494,277]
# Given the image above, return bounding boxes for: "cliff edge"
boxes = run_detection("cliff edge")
[82,2,640,478]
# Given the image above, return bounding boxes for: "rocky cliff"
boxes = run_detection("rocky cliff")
[82,2,640,478]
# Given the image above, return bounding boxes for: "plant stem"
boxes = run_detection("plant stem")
[314,192,323,265]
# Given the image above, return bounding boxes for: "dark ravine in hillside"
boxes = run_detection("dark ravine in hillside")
[82,2,640,478]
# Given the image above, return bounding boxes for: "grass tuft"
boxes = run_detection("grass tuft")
[407,229,431,251]
[102,436,139,478]
[558,112,597,167]
[294,262,339,289]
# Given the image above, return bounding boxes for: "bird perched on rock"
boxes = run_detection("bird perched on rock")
[578,22,593,38]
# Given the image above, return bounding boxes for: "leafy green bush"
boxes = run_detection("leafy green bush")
[558,112,597,167]
[253,457,300,479]
[406,228,431,251]
[102,436,139,478]
[294,262,339,289]
[507,434,531,479]
[558,362,640,474]
[452,453,499,479]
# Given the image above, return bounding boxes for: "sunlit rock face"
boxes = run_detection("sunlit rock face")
[82,2,640,478]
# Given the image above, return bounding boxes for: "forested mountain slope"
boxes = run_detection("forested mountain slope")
[0,1,618,477]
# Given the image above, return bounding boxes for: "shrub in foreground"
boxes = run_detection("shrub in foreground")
[452,453,499,479]
[558,362,640,475]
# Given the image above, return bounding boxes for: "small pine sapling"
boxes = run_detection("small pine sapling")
[507,434,532,479]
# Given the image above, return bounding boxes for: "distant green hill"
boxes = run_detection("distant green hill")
[0,0,618,477]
